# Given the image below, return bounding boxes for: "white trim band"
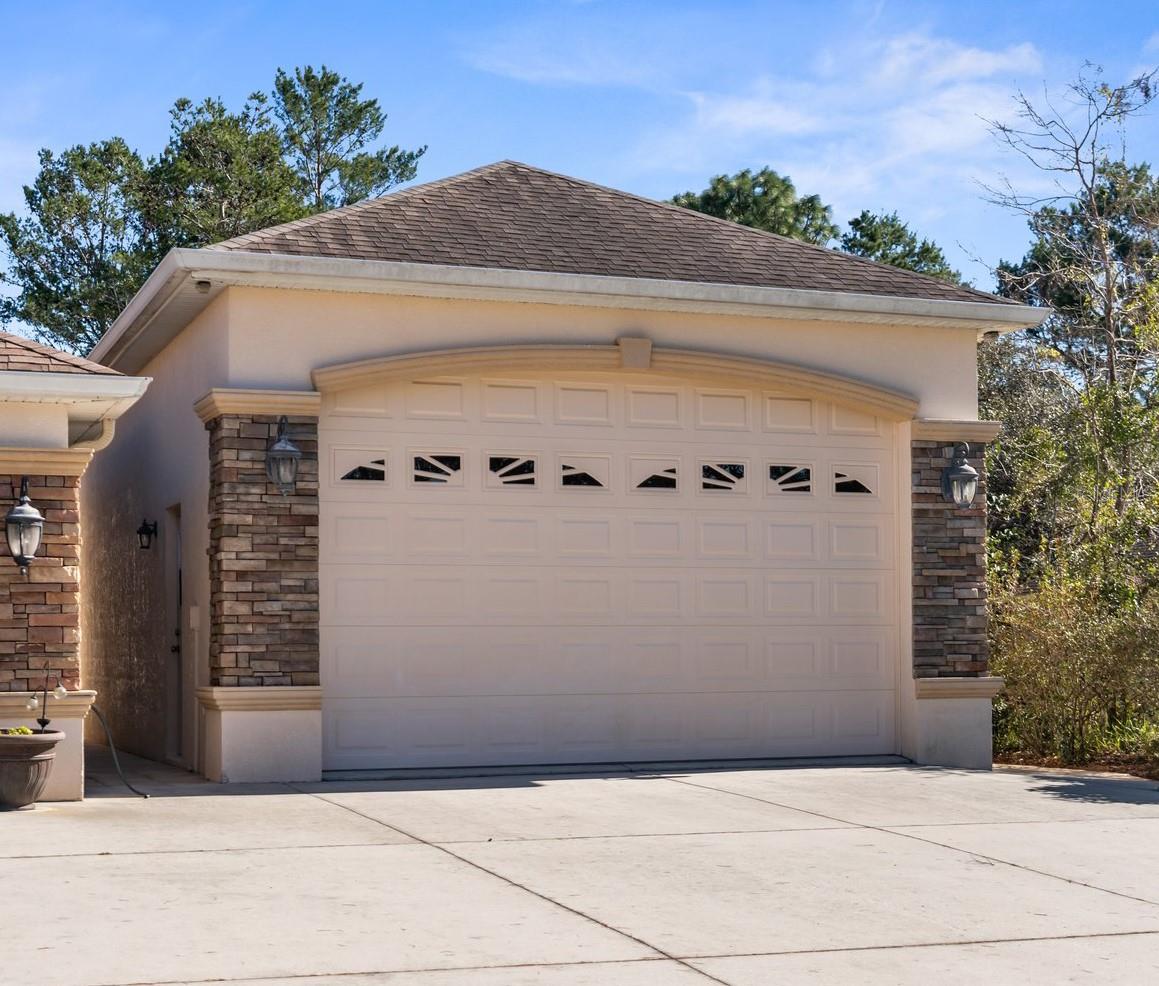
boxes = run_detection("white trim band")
[93,248,1048,373]
[914,677,1005,700]
[197,686,323,712]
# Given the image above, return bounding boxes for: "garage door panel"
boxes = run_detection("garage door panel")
[322,564,893,626]
[321,377,899,769]
[322,506,890,570]
[323,689,897,769]
[323,627,895,699]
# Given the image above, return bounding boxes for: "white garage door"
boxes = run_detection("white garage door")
[319,371,898,770]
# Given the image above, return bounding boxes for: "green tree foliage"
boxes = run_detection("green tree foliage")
[148,94,308,248]
[840,210,962,283]
[984,72,1159,598]
[0,139,158,353]
[671,167,838,245]
[983,68,1159,768]
[0,66,422,353]
[273,65,426,209]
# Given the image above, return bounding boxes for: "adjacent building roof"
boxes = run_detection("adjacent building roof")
[208,160,1011,307]
[0,331,120,375]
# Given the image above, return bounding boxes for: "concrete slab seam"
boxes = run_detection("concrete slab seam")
[293,786,735,986]
[665,776,1159,910]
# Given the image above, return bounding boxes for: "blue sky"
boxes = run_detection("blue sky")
[2,0,1158,288]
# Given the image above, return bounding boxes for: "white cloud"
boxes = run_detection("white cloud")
[686,83,828,137]
[469,35,664,88]
[874,34,1041,86]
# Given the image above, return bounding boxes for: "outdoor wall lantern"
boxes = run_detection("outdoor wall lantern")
[266,415,302,496]
[136,520,158,550]
[5,477,45,575]
[941,442,980,509]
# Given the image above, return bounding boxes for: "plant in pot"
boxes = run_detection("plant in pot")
[0,678,68,810]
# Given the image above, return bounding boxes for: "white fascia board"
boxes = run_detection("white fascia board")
[92,248,1049,373]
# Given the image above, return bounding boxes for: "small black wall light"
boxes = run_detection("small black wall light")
[5,477,44,575]
[266,415,302,496]
[941,443,980,508]
[136,520,158,550]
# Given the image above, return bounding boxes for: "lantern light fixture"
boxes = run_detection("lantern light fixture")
[266,415,302,496]
[137,519,158,550]
[941,442,980,509]
[5,477,44,575]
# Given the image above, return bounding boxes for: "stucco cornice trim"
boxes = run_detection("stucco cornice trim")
[0,447,93,476]
[914,677,1005,700]
[912,419,1002,442]
[194,388,322,423]
[196,685,322,712]
[0,689,96,718]
[312,343,921,420]
[92,248,1049,374]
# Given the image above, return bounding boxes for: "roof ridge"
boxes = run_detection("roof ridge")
[492,161,1006,305]
[206,161,520,251]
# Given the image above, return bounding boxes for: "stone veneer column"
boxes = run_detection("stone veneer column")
[195,389,323,783]
[206,414,320,686]
[911,440,988,677]
[902,421,1004,770]
[0,473,82,692]
[0,463,97,800]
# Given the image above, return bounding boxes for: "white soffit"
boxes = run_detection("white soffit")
[92,248,1049,374]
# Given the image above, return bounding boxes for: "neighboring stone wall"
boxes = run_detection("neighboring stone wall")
[912,441,988,678]
[206,415,319,687]
[0,474,81,692]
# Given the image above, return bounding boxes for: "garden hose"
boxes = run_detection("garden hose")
[89,704,149,799]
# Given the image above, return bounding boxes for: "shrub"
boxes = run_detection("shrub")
[990,572,1159,764]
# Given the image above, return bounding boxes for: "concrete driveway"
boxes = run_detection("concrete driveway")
[5,753,1159,985]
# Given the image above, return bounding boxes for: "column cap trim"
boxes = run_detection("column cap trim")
[912,419,1002,442]
[914,676,1004,700]
[196,685,322,712]
[0,447,93,476]
[0,689,96,718]
[195,388,321,423]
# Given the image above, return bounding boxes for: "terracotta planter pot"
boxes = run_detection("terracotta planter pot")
[0,730,64,810]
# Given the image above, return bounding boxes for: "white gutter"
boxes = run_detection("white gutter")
[0,371,151,450]
[0,371,150,405]
[92,248,1049,373]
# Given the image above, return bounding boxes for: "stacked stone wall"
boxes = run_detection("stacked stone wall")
[206,415,319,686]
[0,474,81,691]
[912,442,988,677]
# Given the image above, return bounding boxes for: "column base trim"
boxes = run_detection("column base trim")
[914,676,1004,700]
[196,686,322,712]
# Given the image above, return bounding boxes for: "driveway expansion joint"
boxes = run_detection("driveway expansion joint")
[294,785,734,985]
[665,774,1159,910]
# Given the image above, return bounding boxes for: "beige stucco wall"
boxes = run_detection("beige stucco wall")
[82,294,229,765]
[221,286,980,420]
[3,403,71,448]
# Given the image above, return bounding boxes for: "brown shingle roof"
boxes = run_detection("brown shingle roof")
[0,331,120,375]
[208,161,1010,306]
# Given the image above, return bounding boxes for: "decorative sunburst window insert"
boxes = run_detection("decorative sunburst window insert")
[340,459,387,482]
[700,461,747,493]
[488,455,537,488]
[412,453,464,486]
[767,464,812,494]
[833,465,876,495]
[630,456,680,492]
[558,455,610,489]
